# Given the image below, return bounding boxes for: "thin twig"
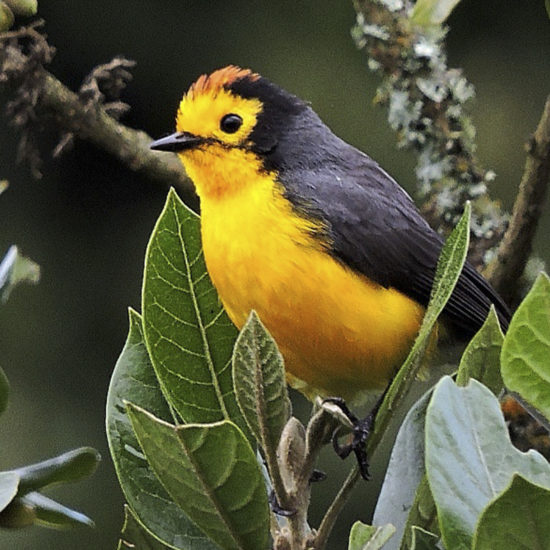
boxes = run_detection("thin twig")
[313,465,361,550]
[1,41,196,203]
[485,96,550,303]
[0,19,45,40]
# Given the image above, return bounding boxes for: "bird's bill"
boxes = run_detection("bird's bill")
[150,131,204,152]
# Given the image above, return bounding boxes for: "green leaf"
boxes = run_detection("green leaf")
[472,475,550,550]
[410,0,463,26]
[118,505,172,550]
[0,3,14,32]
[0,491,93,529]
[401,478,438,550]
[456,305,504,395]
[367,202,471,456]
[106,309,218,550]
[0,472,19,513]
[142,189,245,432]
[501,272,550,422]
[4,0,38,17]
[232,311,291,453]
[0,245,40,303]
[23,491,94,529]
[410,527,439,550]
[14,447,100,494]
[425,376,550,550]
[0,366,9,417]
[348,521,396,550]
[27,491,93,528]
[397,200,470,369]
[425,202,471,328]
[126,404,269,550]
[546,0,550,20]
[0,450,98,529]
[373,391,431,550]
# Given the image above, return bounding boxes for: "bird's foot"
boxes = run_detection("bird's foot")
[331,410,374,480]
[324,393,386,481]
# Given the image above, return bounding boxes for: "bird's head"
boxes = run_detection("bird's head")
[150,66,310,198]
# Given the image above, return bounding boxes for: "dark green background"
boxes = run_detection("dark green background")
[1,1,549,548]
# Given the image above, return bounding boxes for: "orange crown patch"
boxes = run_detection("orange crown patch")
[187,65,259,98]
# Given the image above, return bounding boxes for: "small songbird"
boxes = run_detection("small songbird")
[150,66,510,472]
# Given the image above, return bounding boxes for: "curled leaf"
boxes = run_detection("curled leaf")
[348,521,395,550]
[0,491,94,529]
[15,447,100,493]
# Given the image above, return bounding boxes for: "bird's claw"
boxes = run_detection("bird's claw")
[269,490,295,517]
[325,396,381,481]
[331,415,373,480]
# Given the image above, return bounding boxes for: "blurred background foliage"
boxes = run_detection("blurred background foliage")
[0,1,549,548]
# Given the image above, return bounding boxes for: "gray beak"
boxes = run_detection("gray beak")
[150,132,204,152]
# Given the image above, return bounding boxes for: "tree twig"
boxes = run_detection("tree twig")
[1,34,195,203]
[485,96,550,302]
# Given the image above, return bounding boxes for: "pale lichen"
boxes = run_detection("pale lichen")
[352,0,509,265]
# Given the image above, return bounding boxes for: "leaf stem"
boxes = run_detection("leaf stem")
[313,465,361,549]
[265,448,292,512]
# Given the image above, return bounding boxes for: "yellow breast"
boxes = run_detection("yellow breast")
[181,147,424,403]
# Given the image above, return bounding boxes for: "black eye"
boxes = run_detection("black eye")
[220,113,243,134]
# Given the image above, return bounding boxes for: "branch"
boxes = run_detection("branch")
[0,26,195,203]
[352,0,507,266]
[485,96,550,303]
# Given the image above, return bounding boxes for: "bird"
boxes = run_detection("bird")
[150,65,511,475]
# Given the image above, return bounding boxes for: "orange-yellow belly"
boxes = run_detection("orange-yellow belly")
[197,173,424,403]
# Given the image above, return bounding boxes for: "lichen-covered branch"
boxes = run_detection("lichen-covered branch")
[485,96,550,303]
[352,0,507,266]
[0,24,194,202]
[2,13,548,301]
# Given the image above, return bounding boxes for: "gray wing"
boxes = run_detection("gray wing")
[277,141,510,336]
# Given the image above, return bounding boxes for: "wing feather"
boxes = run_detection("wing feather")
[276,126,510,336]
